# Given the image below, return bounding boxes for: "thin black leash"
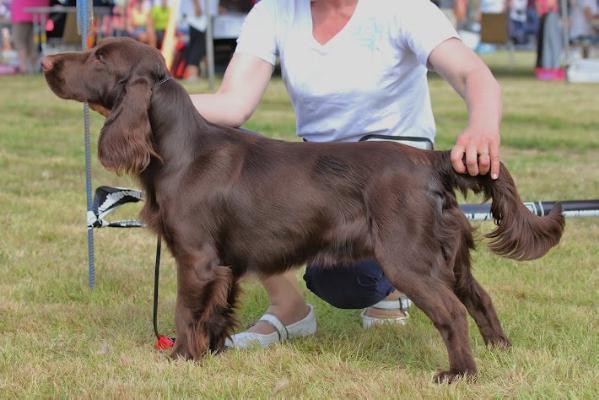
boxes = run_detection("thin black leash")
[150,75,174,349]
[152,235,176,349]
[152,236,162,339]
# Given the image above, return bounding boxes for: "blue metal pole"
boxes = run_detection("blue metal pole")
[76,0,95,288]
[84,103,95,288]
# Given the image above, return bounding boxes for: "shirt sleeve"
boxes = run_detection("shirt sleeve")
[397,0,460,67]
[235,0,278,65]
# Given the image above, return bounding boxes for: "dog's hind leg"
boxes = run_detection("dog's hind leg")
[449,212,511,349]
[170,246,238,360]
[454,273,511,348]
[374,245,477,383]
[368,182,477,382]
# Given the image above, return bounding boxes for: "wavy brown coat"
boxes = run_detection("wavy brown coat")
[44,38,565,383]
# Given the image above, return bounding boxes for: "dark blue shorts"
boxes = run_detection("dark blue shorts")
[303,260,395,309]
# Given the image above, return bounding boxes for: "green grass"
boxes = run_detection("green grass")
[1,51,598,399]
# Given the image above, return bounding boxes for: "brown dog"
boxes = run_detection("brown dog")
[43,37,564,383]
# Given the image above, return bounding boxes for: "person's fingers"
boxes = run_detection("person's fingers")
[452,132,501,177]
[477,150,491,176]
[450,143,466,174]
[489,138,501,180]
[465,143,479,176]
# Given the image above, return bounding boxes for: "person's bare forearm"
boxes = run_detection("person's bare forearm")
[432,43,502,134]
[449,63,502,179]
[429,39,503,178]
[190,53,274,128]
[462,66,502,134]
[190,92,249,127]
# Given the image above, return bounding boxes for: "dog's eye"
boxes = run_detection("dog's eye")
[94,51,106,63]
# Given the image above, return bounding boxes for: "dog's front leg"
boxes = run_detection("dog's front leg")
[170,248,238,360]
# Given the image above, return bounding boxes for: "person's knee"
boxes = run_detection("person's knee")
[303,260,394,309]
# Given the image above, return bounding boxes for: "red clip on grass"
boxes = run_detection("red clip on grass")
[155,335,175,350]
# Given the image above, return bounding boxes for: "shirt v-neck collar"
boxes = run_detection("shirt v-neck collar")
[305,0,362,50]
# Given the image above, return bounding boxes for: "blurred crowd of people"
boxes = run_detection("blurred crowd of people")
[88,0,255,79]
[0,0,597,77]
[0,0,255,76]
[436,0,597,45]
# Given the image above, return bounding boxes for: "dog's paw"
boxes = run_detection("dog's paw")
[170,344,194,361]
[486,336,512,349]
[433,370,476,384]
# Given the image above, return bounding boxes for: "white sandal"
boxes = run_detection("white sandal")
[225,304,317,348]
[361,297,412,329]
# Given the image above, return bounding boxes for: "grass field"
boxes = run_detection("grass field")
[0,51,598,399]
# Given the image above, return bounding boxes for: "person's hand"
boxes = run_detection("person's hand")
[450,125,500,180]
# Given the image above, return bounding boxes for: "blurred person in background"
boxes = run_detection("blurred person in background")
[436,0,467,28]
[1,0,14,52]
[110,0,129,37]
[535,0,564,79]
[509,0,530,44]
[11,0,48,73]
[127,0,153,45]
[568,0,598,57]
[182,0,218,80]
[150,0,170,48]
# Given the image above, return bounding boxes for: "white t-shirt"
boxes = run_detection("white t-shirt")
[236,0,458,143]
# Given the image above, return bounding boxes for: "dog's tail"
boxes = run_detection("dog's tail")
[433,151,565,261]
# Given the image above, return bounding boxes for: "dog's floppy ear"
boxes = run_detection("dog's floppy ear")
[98,75,159,175]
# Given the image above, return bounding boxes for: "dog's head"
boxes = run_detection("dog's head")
[43,37,168,175]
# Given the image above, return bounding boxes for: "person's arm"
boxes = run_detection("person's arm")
[192,0,202,16]
[146,16,157,47]
[428,38,502,179]
[454,0,468,26]
[126,8,135,34]
[190,53,274,127]
[583,3,594,22]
